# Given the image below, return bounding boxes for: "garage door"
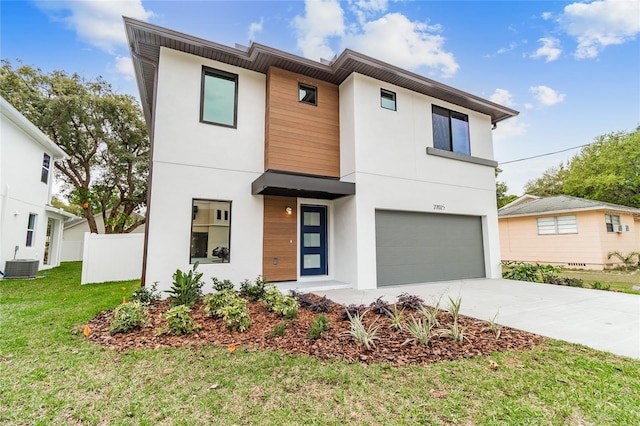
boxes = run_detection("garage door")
[375,210,485,286]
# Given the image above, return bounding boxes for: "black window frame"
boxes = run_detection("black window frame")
[380,89,397,111]
[298,83,318,106]
[41,153,51,184]
[189,199,232,264]
[200,67,239,128]
[431,105,471,156]
[26,213,37,247]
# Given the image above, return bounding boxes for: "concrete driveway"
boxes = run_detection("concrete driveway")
[320,279,640,359]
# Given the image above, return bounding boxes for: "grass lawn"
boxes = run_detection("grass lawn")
[559,269,640,294]
[1,262,639,425]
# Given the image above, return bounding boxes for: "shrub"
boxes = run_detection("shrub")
[607,251,640,271]
[164,305,201,335]
[217,298,251,332]
[396,293,424,310]
[341,304,366,321]
[369,296,392,316]
[130,282,161,305]
[544,276,584,287]
[203,290,237,317]
[404,315,435,346]
[308,314,330,339]
[502,261,558,283]
[270,322,287,337]
[345,310,378,350]
[166,263,204,307]
[240,276,269,301]
[109,301,148,334]
[291,291,333,313]
[211,277,235,292]
[590,281,610,291]
[262,287,299,319]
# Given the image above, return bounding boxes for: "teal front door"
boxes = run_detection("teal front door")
[300,205,327,276]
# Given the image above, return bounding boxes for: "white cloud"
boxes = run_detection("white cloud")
[114,56,135,80]
[248,17,264,41]
[490,88,515,107]
[493,117,528,143]
[293,0,345,60]
[36,0,155,54]
[529,85,566,106]
[530,37,562,62]
[485,42,517,58]
[342,13,458,77]
[354,0,388,12]
[541,12,554,20]
[559,0,640,58]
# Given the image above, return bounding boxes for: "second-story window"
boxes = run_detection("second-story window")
[201,67,238,128]
[298,83,317,106]
[380,89,396,110]
[41,153,51,184]
[432,105,470,156]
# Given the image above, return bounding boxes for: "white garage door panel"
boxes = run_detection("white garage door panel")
[375,210,485,286]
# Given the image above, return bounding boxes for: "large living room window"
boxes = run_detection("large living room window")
[201,67,238,127]
[432,105,470,155]
[605,214,621,232]
[537,215,577,235]
[190,199,231,263]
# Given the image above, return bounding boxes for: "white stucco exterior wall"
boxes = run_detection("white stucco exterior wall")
[145,48,266,293]
[338,74,501,289]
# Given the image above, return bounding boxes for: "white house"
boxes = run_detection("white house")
[0,97,72,277]
[124,18,518,293]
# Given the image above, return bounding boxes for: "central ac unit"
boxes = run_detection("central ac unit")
[4,259,40,279]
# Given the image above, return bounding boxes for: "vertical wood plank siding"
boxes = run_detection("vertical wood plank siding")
[265,67,340,177]
[262,196,297,281]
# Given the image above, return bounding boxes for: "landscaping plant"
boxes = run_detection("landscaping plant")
[109,301,148,334]
[345,310,379,350]
[203,290,251,331]
[240,275,269,301]
[502,261,558,283]
[211,277,235,292]
[389,308,404,331]
[307,313,331,339]
[164,305,201,335]
[369,296,393,316]
[607,250,640,271]
[341,303,366,321]
[166,262,204,307]
[404,315,435,346]
[130,281,161,305]
[291,291,334,313]
[396,293,424,310]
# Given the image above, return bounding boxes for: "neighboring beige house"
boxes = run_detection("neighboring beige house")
[498,195,640,270]
[61,211,145,261]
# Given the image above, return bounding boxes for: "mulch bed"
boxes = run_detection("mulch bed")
[86,296,544,366]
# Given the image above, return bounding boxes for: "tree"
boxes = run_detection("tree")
[496,168,518,208]
[522,128,640,208]
[51,196,83,217]
[0,60,149,233]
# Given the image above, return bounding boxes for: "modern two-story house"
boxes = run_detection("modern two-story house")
[124,18,518,293]
[1,97,72,277]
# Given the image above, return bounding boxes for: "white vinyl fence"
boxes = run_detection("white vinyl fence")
[81,232,144,284]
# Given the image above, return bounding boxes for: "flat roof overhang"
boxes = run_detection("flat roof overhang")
[252,170,355,200]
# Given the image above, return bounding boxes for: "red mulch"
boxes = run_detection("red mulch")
[86,296,544,366]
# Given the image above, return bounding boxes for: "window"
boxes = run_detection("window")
[298,83,317,106]
[41,153,51,183]
[26,213,37,247]
[537,215,577,235]
[190,199,231,263]
[432,105,470,155]
[381,89,396,110]
[605,214,621,232]
[201,67,238,127]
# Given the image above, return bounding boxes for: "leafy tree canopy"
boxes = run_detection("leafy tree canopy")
[0,60,149,233]
[523,128,640,208]
[496,168,518,208]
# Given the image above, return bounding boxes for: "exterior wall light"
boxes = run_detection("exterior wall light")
[285,206,293,215]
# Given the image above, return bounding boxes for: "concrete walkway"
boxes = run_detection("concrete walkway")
[318,279,640,359]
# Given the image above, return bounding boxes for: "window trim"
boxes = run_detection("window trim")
[432,105,471,156]
[380,88,396,111]
[189,199,232,264]
[26,213,37,247]
[537,215,578,235]
[298,83,318,106]
[41,153,51,184]
[200,66,238,128]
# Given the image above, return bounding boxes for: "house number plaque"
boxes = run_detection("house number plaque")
[433,204,445,211]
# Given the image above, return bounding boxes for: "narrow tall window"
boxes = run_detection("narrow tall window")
[190,199,231,263]
[26,213,37,247]
[380,89,396,110]
[298,83,317,106]
[201,67,238,127]
[41,153,51,183]
[432,105,470,155]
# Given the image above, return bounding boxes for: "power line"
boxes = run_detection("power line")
[498,142,593,165]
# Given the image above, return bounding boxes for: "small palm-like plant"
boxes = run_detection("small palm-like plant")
[166,262,204,307]
[345,310,379,350]
[404,315,435,346]
[389,307,404,331]
[607,251,640,270]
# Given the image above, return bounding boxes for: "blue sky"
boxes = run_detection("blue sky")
[2,0,639,194]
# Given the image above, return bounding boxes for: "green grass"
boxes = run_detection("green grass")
[559,269,640,294]
[1,262,639,425]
